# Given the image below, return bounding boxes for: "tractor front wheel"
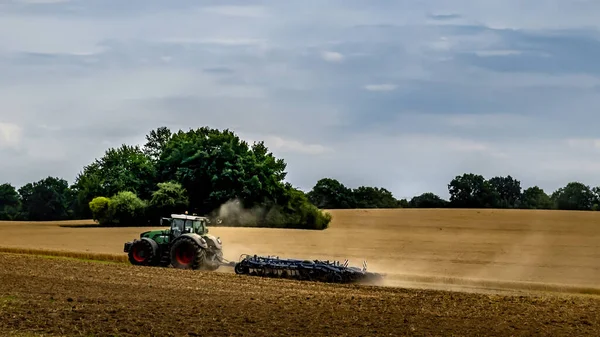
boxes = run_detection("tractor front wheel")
[128,239,158,266]
[170,237,205,270]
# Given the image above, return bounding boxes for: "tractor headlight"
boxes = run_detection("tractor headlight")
[216,237,222,244]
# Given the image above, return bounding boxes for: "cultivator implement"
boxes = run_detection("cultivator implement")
[233,254,384,284]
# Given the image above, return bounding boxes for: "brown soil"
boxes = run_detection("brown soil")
[1,253,599,337]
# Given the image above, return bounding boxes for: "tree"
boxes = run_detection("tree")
[72,144,156,217]
[143,126,173,161]
[397,198,409,208]
[488,175,522,208]
[520,186,552,209]
[551,182,594,210]
[156,127,287,214]
[266,184,332,230]
[409,192,448,208]
[0,183,20,220]
[18,177,73,221]
[352,186,398,208]
[447,173,498,208]
[108,191,147,226]
[306,178,355,209]
[148,181,189,220]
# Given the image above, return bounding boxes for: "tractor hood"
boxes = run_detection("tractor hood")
[140,229,167,239]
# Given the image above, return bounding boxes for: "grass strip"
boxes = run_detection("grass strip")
[0,246,127,263]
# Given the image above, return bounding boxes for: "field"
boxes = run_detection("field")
[1,208,600,335]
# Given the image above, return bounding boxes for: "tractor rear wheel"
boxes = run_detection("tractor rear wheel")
[128,239,158,266]
[170,237,205,270]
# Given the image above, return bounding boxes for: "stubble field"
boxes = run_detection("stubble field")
[1,208,600,335]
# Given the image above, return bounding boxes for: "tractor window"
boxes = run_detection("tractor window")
[192,220,203,233]
[172,219,185,235]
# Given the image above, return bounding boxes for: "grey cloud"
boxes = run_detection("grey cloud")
[2,0,600,197]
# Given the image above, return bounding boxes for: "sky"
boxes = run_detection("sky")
[1,0,600,200]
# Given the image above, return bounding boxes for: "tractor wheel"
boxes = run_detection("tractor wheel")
[128,239,158,266]
[170,237,205,270]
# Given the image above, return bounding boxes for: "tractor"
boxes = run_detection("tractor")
[123,213,223,270]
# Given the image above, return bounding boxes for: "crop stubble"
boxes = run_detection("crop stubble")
[1,209,599,291]
[0,253,599,336]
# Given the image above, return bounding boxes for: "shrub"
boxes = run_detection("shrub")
[89,196,113,225]
[109,191,147,226]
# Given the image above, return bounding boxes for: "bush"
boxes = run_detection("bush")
[89,196,113,225]
[89,192,147,226]
[110,191,147,226]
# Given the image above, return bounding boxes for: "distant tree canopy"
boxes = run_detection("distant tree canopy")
[2,126,600,227]
[304,174,600,212]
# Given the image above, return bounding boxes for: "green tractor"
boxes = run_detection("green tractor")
[123,213,223,271]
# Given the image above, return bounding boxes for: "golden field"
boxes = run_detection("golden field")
[1,208,599,292]
[2,208,600,336]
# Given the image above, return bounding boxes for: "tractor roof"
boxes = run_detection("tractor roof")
[171,214,206,220]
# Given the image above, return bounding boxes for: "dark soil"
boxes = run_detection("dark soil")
[0,253,599,336]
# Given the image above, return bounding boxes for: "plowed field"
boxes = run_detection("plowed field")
[2,209,600,335]
[1,253,599,336]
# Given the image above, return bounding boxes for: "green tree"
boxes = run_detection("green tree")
[352,186,398,208]
[148,181,189,220]
[409,192,448,208]
[551,182,594,210]
[397,198,409,208]
[0,183,20,220]
[488,175,522,208]
[156,127,287,214]
[306,178,355,209]
[266,185,332,229]
[72,144,156,217]
[143,126,173,161]
[448,173,498,208]
[18,177,73,221]
[108,191,147,226]
[519,186,552,209]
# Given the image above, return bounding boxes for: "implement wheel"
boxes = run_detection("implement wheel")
[128,239,158,266]
[234,263,249,274]
[170,237,205,270]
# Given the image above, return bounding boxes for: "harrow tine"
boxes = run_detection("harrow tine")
[233,254,383,284]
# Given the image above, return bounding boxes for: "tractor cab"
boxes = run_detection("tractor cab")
[164,213,209,238]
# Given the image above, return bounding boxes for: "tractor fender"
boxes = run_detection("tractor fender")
[172,233,208,249]
[140,237,159,253]
[202,234,222,250]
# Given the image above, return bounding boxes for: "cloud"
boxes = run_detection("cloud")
[364,84,397,91]
[201,5,269,18]
[1,0,600,200]
[0,123,22,148]
[13,0,70,3]
[321,51,344,62]
[240,133,332,155]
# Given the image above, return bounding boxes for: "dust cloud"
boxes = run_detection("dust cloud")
[212,199,267,227]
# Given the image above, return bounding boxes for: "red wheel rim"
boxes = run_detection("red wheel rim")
[132,245,146,262]
[176,246,194,265]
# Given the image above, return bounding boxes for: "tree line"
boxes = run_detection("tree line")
[1,127,599,229]
[307,174,600,210]
[0,127,331,229]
